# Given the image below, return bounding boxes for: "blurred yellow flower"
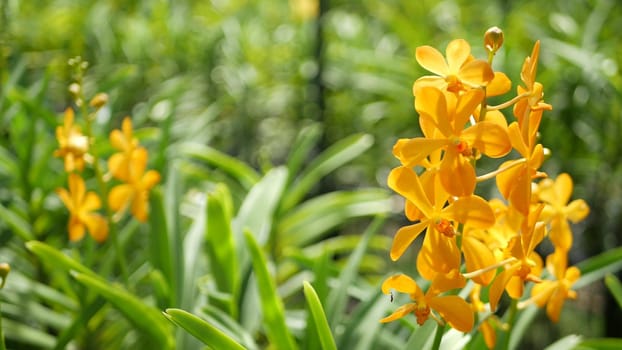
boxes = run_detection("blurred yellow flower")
[108,117,140,182]
[56,173,108,242]
[380,273,473,333]
[54,108,90,172]
[528,250,580,323]
[108,148,160,222]
[537,173,590,252]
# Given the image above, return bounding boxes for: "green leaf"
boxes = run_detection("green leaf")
[25,241,95,277]
[604,274,622,309]
[149,188,174,304]
[278,189,391,247]
[177,142,260,190]
[303,281,338,350]
[205,184,238,317]
[0,203,34,241]
[2,318,56,349]
[244,231,297,350]
[71,272,173,349]
[544,334,582,350]
[235,166,288,247]
[280,133,374,212]
[576,246,622,289]
[326,216,384,328]
[285,123,323,185]
[575,338,622,350]
[163,308,246,350]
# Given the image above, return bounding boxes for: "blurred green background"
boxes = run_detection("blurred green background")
[1,0,621,348]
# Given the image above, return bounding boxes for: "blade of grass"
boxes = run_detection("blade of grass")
[205,183,238,317]
[326,216,385,328]
[177,142,260,190]
[303,281,337,350]
[72,272,174,349]
[280,133,374,212]
[163,308,246,350]
[604,273,622,309]
[244,231,297,350]
[149,188,174,305]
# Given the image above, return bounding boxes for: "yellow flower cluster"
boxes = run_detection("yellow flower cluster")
[54,93,159,243]
[382,28,589,347]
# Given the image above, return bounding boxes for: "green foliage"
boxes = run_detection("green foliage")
[1,0,622,349]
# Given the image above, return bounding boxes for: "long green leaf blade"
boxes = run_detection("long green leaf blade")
[163,308,246,350]
[205,183,238,317]
[244,231,297,350]
[280,133,374,211]
[177,142,260,190]
[72,272,173,349]
[303,281,337,350]
[604,273,622,309]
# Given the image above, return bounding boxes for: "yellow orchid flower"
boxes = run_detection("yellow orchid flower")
[108,117,141,182]
[496,121,546,216]
[413,39,494,94]
[528,250,580,323]
[56,173,108,242]
[380,273,473,333]
[387,166,495,275]
[394,87,511,197]
[108,147,160,222]
[54,108,90,172]
[537,173,590,251]
[488,206,546,311]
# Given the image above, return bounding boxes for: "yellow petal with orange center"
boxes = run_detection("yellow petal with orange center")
[390,221,428,261]
[428,295,474,332]
[415,46,449,77]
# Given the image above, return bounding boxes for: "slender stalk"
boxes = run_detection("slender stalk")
[487,92,530,111]
[503,299,519,350]
[431,323,446,350]
[476,158,527,182]
[76,75,129,285]
[462,257,516,279]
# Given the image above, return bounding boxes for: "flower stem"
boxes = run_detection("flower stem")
[462,257,516,279]
[476,158,527,182]
[503,299,519,350]
[431,322,446,350]
[78,86,129,286]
